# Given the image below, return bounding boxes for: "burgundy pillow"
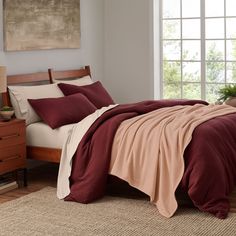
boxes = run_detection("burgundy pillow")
[28,93,97,129]
[58,81,114,109]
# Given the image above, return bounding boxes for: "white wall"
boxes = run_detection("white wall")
[104,0,155,103]
[0,0,104,81]
[0,0,160,104]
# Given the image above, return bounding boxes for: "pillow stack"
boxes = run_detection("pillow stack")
[9,78,115,129]
[8,83,64,126]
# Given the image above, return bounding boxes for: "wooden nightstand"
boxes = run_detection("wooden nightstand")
[0,119,27,186]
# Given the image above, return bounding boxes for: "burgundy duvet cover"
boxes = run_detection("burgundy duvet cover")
[65,99,236,219]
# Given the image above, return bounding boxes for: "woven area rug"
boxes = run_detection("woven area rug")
[0,187,235,236]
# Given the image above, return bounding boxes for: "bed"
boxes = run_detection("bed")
[2,66,236,219]
[2,66,91,163]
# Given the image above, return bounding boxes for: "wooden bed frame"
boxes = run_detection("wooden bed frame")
[2,66,91,163]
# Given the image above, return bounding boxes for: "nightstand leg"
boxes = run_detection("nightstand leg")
[23,168,28,187]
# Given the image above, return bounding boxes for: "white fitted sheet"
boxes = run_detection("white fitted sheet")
[26,122,74,149]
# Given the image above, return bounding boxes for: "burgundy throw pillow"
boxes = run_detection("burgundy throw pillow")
[28,93,97,129]
[58,81,114,109]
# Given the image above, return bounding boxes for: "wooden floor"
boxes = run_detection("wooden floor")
[0,163,58,204]
[0,162,235,213]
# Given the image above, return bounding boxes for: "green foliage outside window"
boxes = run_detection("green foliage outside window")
[163,21,236,103]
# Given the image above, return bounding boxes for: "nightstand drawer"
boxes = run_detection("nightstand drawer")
[0,158,26,175]
[0,144,26,161]
[0,145,26,174]
[0,122,25,148]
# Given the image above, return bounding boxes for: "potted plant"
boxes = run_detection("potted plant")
[0,106,14,121]
[218,85,236,107]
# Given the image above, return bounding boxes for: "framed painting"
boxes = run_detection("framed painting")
[3,0,80,51]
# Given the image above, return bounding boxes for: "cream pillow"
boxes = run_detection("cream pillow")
[8,83,64,126]
[52,75,93,86]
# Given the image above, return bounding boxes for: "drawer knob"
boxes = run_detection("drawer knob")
[0,133,19,140]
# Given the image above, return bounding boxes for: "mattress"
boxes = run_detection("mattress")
[26,122,74,149]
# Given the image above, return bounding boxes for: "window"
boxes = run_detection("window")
[161,0,236,102]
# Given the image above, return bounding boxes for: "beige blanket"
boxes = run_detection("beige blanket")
[109,104,236,218]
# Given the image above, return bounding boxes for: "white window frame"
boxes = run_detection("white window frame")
[160,0,236,101]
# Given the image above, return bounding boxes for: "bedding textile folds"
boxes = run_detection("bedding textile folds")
[58,99,236,219]
[110,104,236,218]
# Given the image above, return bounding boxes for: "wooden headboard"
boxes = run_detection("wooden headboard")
[2,71,50,106]
[2,65,91,106]
[48,65,91,83]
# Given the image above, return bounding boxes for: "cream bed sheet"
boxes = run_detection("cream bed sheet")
[26,122,74,149]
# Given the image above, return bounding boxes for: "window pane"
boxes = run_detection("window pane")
[226,18,236,38]
[183,83,201,99]
[205,19,224,39]
[163,61,181,83]
[205,0,224,17]
[227,62,236,83]
[182,19,200,39]
[206,84,225,103]
[183,62,201,82]
[206,40,224,61]
[226,0,236,16]
[226,40,236,60]
[163,83,181,99]
[206,62,225,83]
[163,41,181,60]
[182,0,200,18]
[161,0,236,102]
[163,20,180,39]
[183,40,200,60]
[163,0,180,18]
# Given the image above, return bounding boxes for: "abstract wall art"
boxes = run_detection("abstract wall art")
[3,0,81,51]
